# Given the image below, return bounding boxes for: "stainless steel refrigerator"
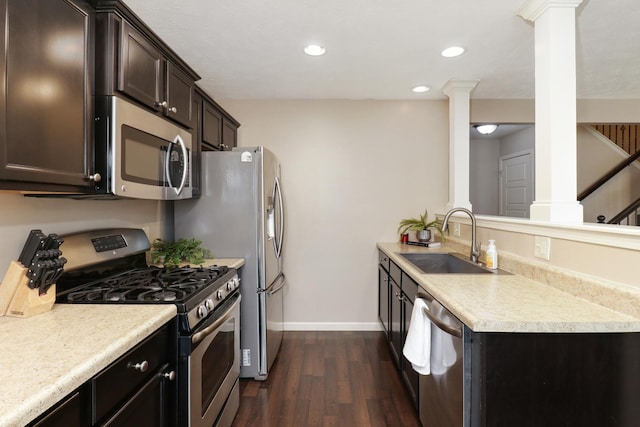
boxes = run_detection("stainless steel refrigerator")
[174,147,286,380]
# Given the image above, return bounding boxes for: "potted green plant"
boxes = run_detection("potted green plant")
[397,210,444,242]
[150,238,214,267]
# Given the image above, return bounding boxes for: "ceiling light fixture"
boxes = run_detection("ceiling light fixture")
[304,44,326,56]
[412,85,430,93]
[475,124,498,135]
[441,46,465,58]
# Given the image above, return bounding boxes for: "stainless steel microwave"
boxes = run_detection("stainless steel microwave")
[93,96,192,200]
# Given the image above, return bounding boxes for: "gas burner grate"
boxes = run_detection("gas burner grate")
[61,265,229,303]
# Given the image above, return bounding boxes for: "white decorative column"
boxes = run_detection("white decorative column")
[519,0,584,222]
[442,80,478,211]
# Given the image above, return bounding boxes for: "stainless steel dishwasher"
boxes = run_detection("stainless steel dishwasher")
[417,291,464,427]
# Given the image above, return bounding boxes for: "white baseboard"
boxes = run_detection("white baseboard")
[283,322,383,331]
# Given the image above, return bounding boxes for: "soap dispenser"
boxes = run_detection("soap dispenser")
[486,240,498,269]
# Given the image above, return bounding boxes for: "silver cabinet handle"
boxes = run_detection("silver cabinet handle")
[156,100,168,108]
[163,370,176,381]
[169,106,177,113]
[131,360,149,372]
[89,173,101,182]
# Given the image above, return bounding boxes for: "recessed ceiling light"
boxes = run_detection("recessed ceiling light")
[304,44,326,56]
[412,85,431,93]
[441,46,465,58]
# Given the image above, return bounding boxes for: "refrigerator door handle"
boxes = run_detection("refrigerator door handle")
[258,272,286,295]
[274,176,284,258]
[267,273,286,295]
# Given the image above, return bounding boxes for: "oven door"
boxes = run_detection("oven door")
[179,292,240,427]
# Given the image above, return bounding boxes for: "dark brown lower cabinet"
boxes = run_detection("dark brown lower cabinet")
[378,251,420,410]
[29,388,90,427]
[468,331,640,427]
[401,274,420,408]
[378,250,640,427]
[27,322,176,427]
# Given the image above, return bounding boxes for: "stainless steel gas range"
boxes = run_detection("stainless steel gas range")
[55,228,241,427]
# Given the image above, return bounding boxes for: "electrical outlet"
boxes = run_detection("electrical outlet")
[453,223,461,237]
[534,236,551,260]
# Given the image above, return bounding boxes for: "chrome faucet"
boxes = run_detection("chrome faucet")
[441,207,481,264]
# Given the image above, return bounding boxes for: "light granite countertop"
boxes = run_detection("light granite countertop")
[377,242,640,333]
[0,258,244,427]
[0,304,176,427]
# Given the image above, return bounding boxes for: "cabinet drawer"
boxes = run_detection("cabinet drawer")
[92,324,169,424]
[402,273,419,302]
[389,261,402,285]
[378,250,390,272]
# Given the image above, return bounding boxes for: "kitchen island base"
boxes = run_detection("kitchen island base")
[467,331,640,427]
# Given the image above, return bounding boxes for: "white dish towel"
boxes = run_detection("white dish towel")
[402,298,431,375]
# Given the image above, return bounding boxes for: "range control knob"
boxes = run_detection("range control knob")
[205,299,215,311]
[197,305,208,318]
[226,281,235,291]
[216,290,224,300]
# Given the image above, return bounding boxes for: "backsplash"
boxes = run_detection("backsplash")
[0,193,167,274]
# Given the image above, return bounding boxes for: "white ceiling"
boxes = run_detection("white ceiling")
[122,0,640,101]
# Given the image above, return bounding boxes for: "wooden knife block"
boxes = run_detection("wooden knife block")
[0,260,55,318]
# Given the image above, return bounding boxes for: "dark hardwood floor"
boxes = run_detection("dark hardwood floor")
[232,331,421,427]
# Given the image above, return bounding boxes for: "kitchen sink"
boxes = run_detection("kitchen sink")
[398,252,511,275]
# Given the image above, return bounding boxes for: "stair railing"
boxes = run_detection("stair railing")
[598,196,640,225]
[577,149,640,202]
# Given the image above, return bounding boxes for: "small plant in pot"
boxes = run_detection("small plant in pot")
[150,238,214,267]
[397,210,444,242]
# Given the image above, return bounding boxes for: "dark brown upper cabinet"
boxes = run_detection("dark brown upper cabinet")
[202,99,223,149]
[222,117,238,150]
[118,19,163,112]
[0,0,96,193]
[198,86,239,152]
[94,3,198,129]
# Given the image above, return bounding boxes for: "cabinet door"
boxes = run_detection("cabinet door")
[222,117,237,150]
[0,0,93,190]
[29,389,90,427]
[93,325,170,423]
[202,100,222,150]
[119,20,163,112]
[165,62,194,128]
[378,265,390,334]
[102,364,171,427]
[190,92,203,196]
[402,297,419,408]
[389,278,403,365]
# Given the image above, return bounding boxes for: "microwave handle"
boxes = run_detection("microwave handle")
[165,134,188,195]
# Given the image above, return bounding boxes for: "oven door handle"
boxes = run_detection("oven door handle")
[191,295,240,345]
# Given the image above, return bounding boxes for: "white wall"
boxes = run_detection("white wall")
[0,194,168,274]
[469,138,500,215]
[500,125,535,157]
[221,99,450,330]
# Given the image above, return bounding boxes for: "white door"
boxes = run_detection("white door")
[500,150,534,218]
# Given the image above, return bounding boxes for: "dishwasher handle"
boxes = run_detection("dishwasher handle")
[417,292,462,338]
